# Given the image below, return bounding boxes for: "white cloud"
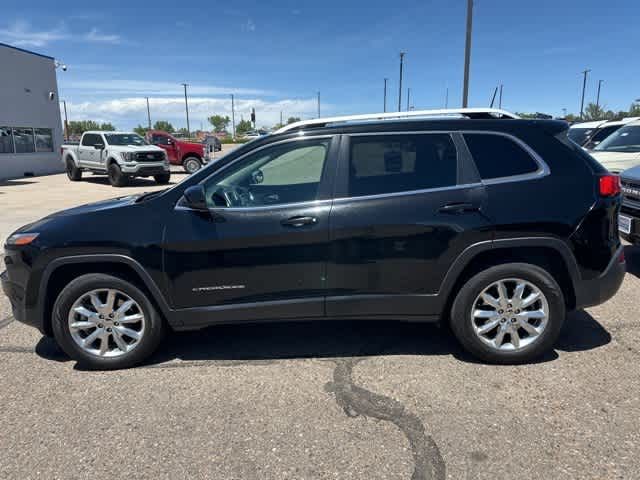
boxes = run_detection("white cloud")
[242,18,256,32]
[84,28,121,44]
[63,79,272,97]
[61,96,324,130]
[0,20,67,47]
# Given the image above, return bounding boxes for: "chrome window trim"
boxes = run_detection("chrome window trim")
[459,130,551,185]
[331,182,484,204]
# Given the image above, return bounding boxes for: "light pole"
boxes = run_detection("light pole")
[398,52,405,112]
[407,87,411,111]
[383,78,388,112]
[445,86,449,108]
[146,97,151,129]
[317,91,321,118]
[181,83,190,137]
[231,94,236,139]
[596,80,603,113]
[462,0,474,108]
[62,100,69,141]
[498,84,503,109]
[580,69,591,120]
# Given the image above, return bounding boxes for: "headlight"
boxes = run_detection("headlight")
[6,233,39,246]
[121,152,134,162]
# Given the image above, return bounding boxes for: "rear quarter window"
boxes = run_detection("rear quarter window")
[463,133,539,180]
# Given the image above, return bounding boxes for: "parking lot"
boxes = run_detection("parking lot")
[1,170,640,479]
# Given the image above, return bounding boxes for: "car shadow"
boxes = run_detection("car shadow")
[0,179,39,187]
[81,176,177,187]
[624,244,640,279]
[34,310,611,369]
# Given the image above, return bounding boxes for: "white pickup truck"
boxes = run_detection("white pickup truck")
[61,131,170,187]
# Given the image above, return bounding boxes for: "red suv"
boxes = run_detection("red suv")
[146,130,206,173]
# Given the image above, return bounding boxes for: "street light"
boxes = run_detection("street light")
[181,83,190,137]
[580,69,591,120]
[398,52,406,112]
[462,0,474,108]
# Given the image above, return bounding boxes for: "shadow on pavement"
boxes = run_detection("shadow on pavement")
[35,310,611,369]
[624,244,640,279]
[0,179,39,187]
[81,176,177,188]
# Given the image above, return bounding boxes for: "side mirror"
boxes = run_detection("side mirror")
[182,185,208,211]
[166,139,173,145]
[94,143,105,150]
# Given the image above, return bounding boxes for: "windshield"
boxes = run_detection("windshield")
[594,125,640,153]
[567,128,592,145]
[104,133,148,146]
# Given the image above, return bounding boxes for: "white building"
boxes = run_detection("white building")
[0,42,64,180]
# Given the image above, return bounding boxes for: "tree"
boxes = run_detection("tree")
[583,103,607,121]
[208,115,230,133]
[67,120,116,135]
[236,119,253,135]
[629,102,640,117]
[287,116,301,124]
[153,120,174,133]
[133,125,149,136]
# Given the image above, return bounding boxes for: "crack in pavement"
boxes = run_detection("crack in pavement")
[0,316,14,330]
[324,357,446,480]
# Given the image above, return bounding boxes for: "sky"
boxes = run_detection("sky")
[2,0,640,131]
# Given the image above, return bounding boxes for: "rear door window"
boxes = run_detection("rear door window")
[463,133,539,180]
[347,133,458,197]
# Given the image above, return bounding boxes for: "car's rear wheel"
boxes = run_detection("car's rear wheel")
[183,156,202,174]
[108,163,128,187]
[52,274,166,370]
[450,263,565,364]
[66,158,82,181]
[154,173,171,184]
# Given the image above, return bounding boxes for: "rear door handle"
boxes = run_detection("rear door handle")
[281,216,318,227]
[438,202,480,214]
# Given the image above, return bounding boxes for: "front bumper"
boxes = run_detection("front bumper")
[574,245,626,309]
[1,269,33,327]
[120,162,170,175]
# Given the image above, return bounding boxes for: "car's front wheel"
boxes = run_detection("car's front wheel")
[154,173,171,184]
[108,163,128,187]
[52,274,166,369]
[450,263,565,364]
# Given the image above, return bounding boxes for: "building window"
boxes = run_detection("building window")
[12,128,36,153]
[34,128,54,152]
[0,127,13,153]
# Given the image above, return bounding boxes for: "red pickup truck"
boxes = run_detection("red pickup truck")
[145,130,206,173]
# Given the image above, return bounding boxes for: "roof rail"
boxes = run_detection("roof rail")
[275,108,520,134]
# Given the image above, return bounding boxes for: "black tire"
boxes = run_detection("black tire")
[450,263,565,364]
[183,156,202,174]
[66,158,82,181]
[51,274,166,370]
[154,173,171,184]
[108,163,128,187]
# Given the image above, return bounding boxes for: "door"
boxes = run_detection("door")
[326,131,492,317]
[78,133,102,168]
[163,136,338,327]
[151,133,177,162]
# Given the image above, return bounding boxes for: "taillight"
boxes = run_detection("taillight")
[599,175,620,197]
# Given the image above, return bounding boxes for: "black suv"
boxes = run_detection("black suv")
[1,110,626,369]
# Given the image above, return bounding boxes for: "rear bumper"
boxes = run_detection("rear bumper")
[574,246,626,309]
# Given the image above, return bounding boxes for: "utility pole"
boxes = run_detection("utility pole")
[146,97,151,129]
[407,87,411,111]
[596,79,603,112]
[398,52,405,112]
[489,86,498,108]
[580,69,591,119]
[62,100,69,141]
[317,91,321,118]
[498,84,503,109]
[445,87,449,108]
[181,83,190,137]
[383,78,388,112]
[462,0,474,108]
[280,110,283,126]
[231,94,236,139]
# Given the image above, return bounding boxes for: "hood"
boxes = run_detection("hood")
[621,164,640,181]
[44,195,139,219]
[590,150,640,173]
[106,144,164,152]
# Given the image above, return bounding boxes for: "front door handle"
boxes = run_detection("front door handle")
[438,202,480,214]
[281,216,318,227]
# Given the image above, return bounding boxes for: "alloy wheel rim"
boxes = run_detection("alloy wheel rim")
[68,288,145,357]
[470,278,549,351]
[186,159,199,173]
